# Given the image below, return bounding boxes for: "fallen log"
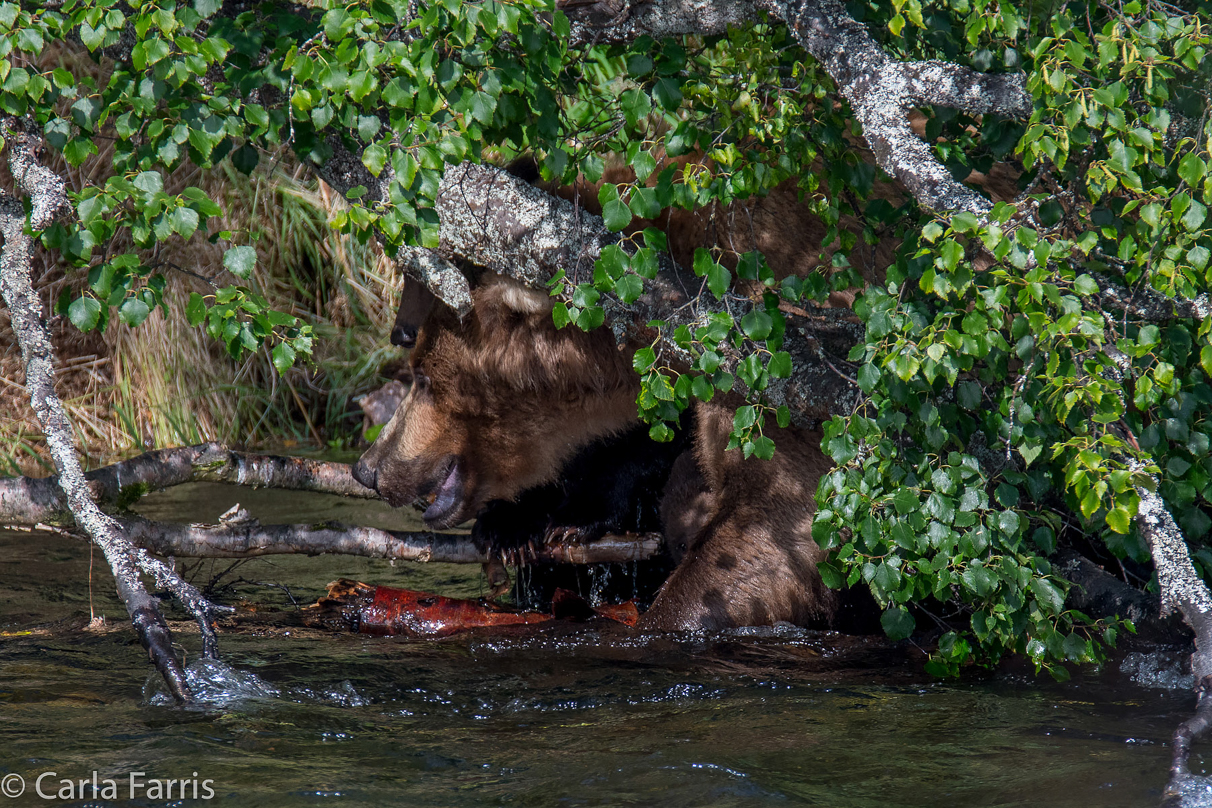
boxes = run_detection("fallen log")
[116,510,662,565]
[0,443,376,527]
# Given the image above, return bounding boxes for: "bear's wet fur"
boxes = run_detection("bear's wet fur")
[353,277,638,528]
[472,418,691,553]
[353,274,840,630]
[472,419,690,609]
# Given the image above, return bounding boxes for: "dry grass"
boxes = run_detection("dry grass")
[0,49,402,476]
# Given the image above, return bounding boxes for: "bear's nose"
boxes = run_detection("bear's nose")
[351,459,378,491]
[390,325,417,349]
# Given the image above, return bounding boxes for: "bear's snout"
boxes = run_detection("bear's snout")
[390,324,417,349]
[351,458,378,491]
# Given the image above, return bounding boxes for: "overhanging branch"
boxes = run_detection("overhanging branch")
[560,0,1031,216]
[316,152,863,424]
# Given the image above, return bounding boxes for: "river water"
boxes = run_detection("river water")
[0,481,1202,806]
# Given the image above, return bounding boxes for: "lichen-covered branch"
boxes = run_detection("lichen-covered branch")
[0,443,376,526]
[0,171,195,700]
[1,117,72,228]
[1131,465,1212,783]
[116,512,662,565]
[1089,269,1212,323]
[765,0,1029,215]
[561,0,759,43]
[315,153,862,424]
[559,0,1031,217]
[0,122,238,701]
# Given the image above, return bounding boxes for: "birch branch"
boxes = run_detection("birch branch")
[1131,464,1212,785]
[0,118,201,702]
[560,0,1031,216]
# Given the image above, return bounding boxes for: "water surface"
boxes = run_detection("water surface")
[0,482,1198,806]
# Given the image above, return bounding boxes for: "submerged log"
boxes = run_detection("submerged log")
[306,579,639,637]
[118,510,663,565]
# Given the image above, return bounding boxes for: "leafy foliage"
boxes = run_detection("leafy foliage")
[5,0,1211,676]
[813,0,1212,676]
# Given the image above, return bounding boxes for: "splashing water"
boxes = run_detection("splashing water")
[589,563,613,606]
[145,657,280,707]
[1120,651,1195,691]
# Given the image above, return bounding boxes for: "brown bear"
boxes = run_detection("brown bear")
[352,274,838,630]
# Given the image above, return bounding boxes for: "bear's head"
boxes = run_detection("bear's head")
[352,276,640,529]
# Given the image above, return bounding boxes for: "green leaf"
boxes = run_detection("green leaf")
[186,292,207,326]
[231,144,259,174]
[68,296,102,331]
[768,351,792,378]
[857,363,879,392]
[740,310,772,340]
[706,262,730,299]
[1106,506,1132,534]
[1179,152,1207,185]
[733,405,756,431]
[1073,274,1099,296]
[362,143,387,177]
[881,607,915,640]
[1030,578,1066,613]
[616,274,643,304]
[133,171,164,195]
[652,77,682,110]
[470,91,496,125]
[79,22,105,51]
[119,296,151,327]
[171,206,199,239]
[893,488,918,515]
[1182,200,1207,231]
[633,346,656,372]
[223,246,256,279]
[601,197,632,232]
[997,509,1021,536]
[272,342,296,374]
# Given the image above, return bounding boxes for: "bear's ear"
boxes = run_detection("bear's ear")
[391,279,440,349]
[474,274,552,316]
[496,282,551,315]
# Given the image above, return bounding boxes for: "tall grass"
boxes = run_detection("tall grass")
[1,149,402,476]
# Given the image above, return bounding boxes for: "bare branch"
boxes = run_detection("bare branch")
[0,443,376,526]
[116,513,662,565]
